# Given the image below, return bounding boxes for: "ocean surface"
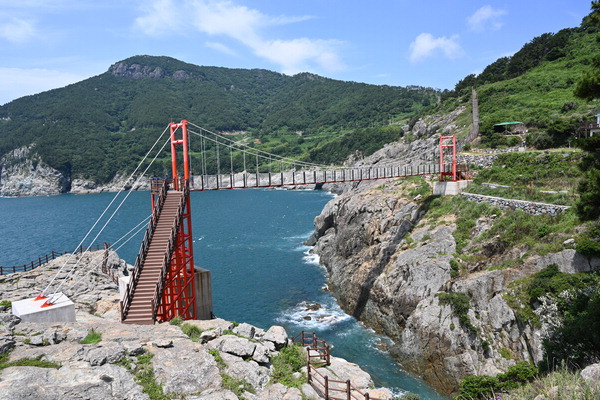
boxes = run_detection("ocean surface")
[0,189,447,399]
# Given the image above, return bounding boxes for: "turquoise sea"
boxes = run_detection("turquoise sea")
[0,189,447,399]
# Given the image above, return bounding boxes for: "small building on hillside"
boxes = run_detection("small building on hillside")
[581,114,600,138]
[493,121,526,134]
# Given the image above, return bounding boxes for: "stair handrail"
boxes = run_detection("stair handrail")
[151,179,189,322]
[295,331,385,400]
[120,179,170,322]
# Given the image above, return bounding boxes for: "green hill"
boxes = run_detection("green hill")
[442,13,600,148]
[0,56,436,182]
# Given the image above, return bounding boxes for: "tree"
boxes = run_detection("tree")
[575,1,600,100]
[574,2,600,221]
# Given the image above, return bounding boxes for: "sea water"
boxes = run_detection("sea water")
[0,189,447,399]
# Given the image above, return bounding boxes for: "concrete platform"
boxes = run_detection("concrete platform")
[12,293,76,323]
[433,180,472,196]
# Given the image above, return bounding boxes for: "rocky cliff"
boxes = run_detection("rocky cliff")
[0,146,69,197]
[0,252,395,400]
[308,155,600,395]
[0,146,150,197]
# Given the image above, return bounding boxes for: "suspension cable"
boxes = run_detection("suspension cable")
[46,134,172,303]
[41,125,170,297]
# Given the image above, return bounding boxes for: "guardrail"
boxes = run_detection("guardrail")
[0,243,108,275]
[292,331,386,400]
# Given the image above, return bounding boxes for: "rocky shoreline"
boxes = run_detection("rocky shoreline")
[0,252,396,400]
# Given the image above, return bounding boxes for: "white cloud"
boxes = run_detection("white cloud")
[134,0,345,74]
[0,17,36,43]
[205,41,237,56]
[134,0,179,36]
[0,68,85,105]
[409,33,463,63]
[467,5,507,32]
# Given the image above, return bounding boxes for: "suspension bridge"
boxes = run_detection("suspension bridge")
[13,120,466,326]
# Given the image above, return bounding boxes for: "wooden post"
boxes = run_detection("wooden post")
[346,380,351,400]
[324,375,329,398]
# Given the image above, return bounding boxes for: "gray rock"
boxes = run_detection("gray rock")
[208,335,257,358]
[83,342,126,366]
[200,328,222,343]
[0,337,15,354]
[152,339,221,395]
[186,318,234,332]
[152,339,173,348]
[0,313,21,329]
[222,353,270,389]
[0,363,148,400]
[246,382,304,400]
[581,363,600,386]
[233,322,256,339]
[188,389,239,399]
[263,326,287,350]
[252,342,272,364]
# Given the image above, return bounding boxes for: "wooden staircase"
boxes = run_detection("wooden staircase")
[122,190,184,324]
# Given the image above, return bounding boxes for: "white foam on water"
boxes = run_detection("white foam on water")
[302,250,321,266]
[277,300,352,330]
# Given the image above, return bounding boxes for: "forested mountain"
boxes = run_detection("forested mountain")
[0,56,437,182]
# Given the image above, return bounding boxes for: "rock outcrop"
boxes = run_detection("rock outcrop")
[0,146,69,197]
[308,170,599,394]
[0,252,395,400]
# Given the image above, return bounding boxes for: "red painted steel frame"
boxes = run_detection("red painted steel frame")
[439,135,457,181]
[157,121,197,321]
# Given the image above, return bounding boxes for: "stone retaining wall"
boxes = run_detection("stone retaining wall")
[460,193,570,216]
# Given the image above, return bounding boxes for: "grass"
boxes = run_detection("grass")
[269,344,307,389]
[80,328,102,344]
[503,366,600,400]
[221,373,255,396]
[180,322,203,342]
[0,300,11,308]
[209,349,227,370]
[117,351,170,400]
[0,353,60,371]
[169,316,183,326]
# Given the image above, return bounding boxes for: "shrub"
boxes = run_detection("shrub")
[0,300,11,309]
[437,292,477,333]
[270,344,306,388]
[457,374,501,399]
[181,323,203,342]
[169,316,183,326]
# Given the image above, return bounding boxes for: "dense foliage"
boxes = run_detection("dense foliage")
[456,362,538,400]
[0,55,436,183]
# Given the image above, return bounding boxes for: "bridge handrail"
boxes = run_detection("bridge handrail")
[121,179,170,322]
[0,243,109,275]
[151,179,189,321]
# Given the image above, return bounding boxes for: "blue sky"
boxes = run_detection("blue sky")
[0,0,593,105]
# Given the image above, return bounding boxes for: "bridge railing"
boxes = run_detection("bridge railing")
[191,163,449,191]
[0,243,109,275]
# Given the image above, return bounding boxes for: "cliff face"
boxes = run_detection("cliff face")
[0,146,69,197]
[310,180,546,394]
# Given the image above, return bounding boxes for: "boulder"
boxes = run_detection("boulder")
[263,326,287,350]
[151,339,221,395]
[207,335,256,358]
[581,363,600,386]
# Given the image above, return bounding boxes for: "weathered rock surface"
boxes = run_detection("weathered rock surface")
[0,252,395,399]
[0,146,69,197]
[309,167,596,394]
